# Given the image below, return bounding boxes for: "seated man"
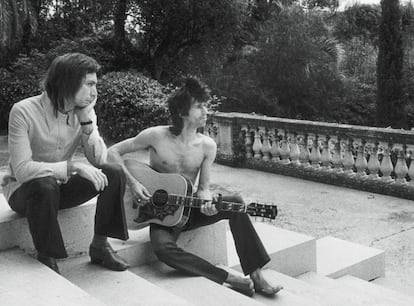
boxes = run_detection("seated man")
[108,77,282,296]
[2,53,129,273]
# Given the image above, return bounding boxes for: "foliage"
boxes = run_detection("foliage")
[0,0,38,67]
[339,37,377,85]
[134,0,243,81]
[96,71,173,141]
[251,5,342,119]
[45,35,118,73]
[0,51,45,130]
[325,78,376,126]
[334,4,381,44]
[377,0,405,128]
[303,0,339,11]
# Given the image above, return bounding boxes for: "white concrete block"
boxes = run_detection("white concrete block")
[0,249,104,306]
[316,236,385,280]
[0,194,96,257]
[110,221,228,267]
[227,223,317,276]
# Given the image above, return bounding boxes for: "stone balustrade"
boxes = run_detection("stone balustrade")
[205,112,414,200]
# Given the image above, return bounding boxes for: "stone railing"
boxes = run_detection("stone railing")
[205,112,414,200]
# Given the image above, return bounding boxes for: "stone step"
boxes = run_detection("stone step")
[0,193,96,257]
[0,248,104,306]
[227,222,316,277]
[219,266,322,306]
[372,276,414,298]
[130,261,264,306]
[337,275,414,306]
[298,271,397,306]
[260,269,353,306]
[316,236,385,280]
[60,256,193,306]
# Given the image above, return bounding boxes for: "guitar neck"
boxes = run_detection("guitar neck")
[169,194,248,213]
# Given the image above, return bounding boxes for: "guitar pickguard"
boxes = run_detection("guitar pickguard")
[135,201,181,223]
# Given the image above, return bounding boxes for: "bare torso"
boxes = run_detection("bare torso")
[148,126,207,185]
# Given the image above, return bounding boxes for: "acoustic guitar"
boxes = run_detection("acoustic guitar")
[123,159,278,230]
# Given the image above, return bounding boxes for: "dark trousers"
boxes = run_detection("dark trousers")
[8,163,129,259]
[150,194,270,284]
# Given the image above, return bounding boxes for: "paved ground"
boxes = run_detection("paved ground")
[1,136,414,295]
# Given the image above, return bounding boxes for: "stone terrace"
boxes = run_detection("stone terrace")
[1,114,414,304]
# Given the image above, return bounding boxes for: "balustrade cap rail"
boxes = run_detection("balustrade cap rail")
[211,112,414,145]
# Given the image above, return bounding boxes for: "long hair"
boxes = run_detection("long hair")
[168,76,210,136]
[41,53,100,115]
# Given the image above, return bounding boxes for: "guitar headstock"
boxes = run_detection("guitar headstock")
[247,202,278,220]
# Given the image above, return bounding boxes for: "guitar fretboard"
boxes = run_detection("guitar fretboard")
[168,194,248,213]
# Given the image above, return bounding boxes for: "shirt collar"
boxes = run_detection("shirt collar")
[40,92,76,128]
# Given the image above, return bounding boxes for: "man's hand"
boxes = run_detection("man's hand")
[130,179,151,207]
[74,98,96,123]
[71,162,108,191]
[199,191,218,216]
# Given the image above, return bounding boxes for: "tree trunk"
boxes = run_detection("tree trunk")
[377,0,406,128]
[114,0,128,60]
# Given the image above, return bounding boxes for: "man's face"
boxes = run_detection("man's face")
[73,73,98,109]
[184,100,208,128]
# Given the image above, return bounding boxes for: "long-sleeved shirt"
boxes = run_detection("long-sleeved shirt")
[2,93,107,201]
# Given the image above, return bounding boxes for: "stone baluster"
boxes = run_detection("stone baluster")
[379,142,394,182]
[394,144,408,184]
[366,142,380,179]
[309,134,321,167]
[331,136,342,172]
[354,139,368,178]
[279,130,290,164]
[298,134,310,166]
[320,135,332,170]
[261,127,271,161]
[269,129,280,162]
[407,145,414,185]
[342,139,355,175]
[252,127,263,159]
[241,124,253,159]
[289,132,300,165]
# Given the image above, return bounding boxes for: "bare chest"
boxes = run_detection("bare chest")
[150,140,205,181]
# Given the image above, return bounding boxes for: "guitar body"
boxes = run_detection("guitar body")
[123,159,193,230]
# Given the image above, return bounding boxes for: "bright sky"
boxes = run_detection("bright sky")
[339,0,413,10]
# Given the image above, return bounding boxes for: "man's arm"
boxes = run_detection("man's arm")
[107,128,156,202]
[197,137,217,216]
[9,104,68,183]
[78,106,107,167]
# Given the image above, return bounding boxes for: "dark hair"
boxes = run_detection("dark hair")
[168,76,210,136]
[41,53,100,115]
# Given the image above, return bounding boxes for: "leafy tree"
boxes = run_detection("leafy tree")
[0,0,38,66]
[134,0,243,81]
[334,3,381,44]
[377,0,405,128]
[251,4,342,118]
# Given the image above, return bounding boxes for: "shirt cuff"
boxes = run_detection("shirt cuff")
[51,160,69,182]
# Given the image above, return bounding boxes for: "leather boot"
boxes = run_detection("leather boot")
[89,243,130,271]
[37,253,60,274]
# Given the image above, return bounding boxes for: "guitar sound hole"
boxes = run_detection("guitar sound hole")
[152,190,169,208]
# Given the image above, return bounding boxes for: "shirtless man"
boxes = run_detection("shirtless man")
[108,77,282,296]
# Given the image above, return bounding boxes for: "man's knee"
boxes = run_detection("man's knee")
[23,176,60,213]
[152,241,178,262]
[101,163,125,183]
[26,176,59,199]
